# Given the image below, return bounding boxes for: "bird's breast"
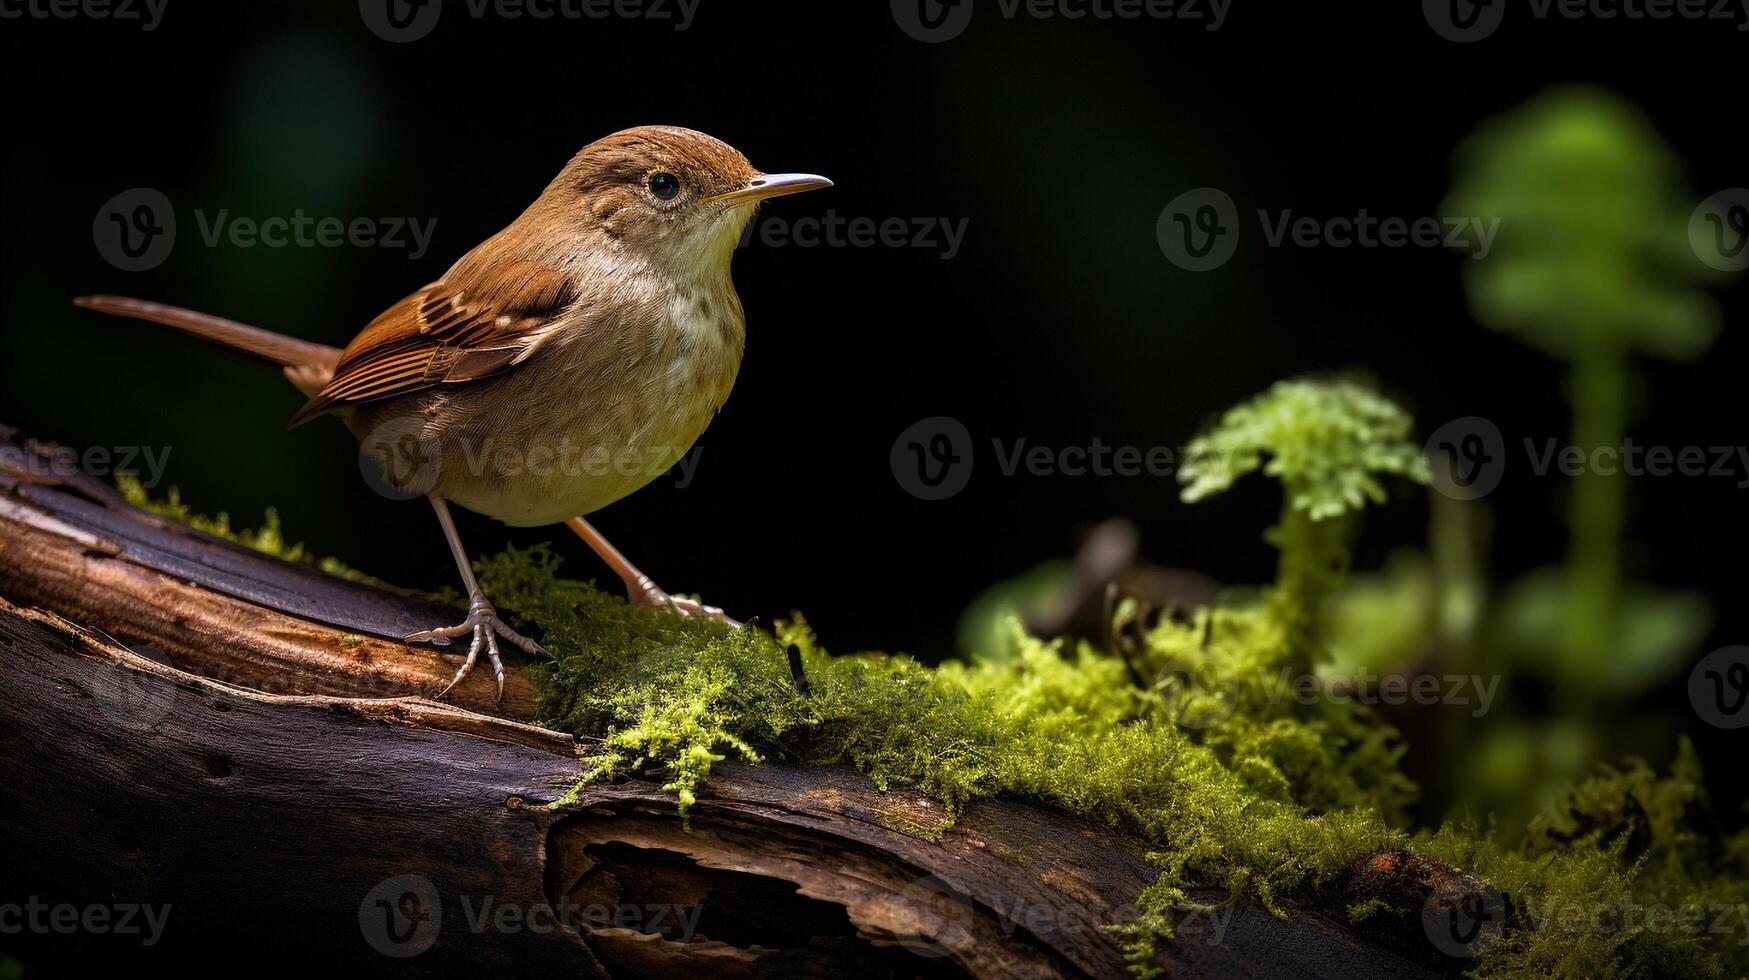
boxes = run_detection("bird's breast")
[410,277,746,526]
[661,278,746,419]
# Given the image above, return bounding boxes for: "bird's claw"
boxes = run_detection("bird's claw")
[406,598,549,703]
[631,582,742,628]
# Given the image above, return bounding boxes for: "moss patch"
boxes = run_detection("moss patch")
[495,545,1748,976]
[487,546,1402,974]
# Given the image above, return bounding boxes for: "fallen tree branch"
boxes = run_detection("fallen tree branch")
[0,428,1443,977]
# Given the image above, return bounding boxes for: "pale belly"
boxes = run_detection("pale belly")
[348,305,742,527]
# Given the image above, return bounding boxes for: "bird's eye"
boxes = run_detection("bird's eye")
[647,172,681,200]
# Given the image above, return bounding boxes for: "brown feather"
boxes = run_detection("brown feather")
[287,261,579,427]
[72,296,343,376]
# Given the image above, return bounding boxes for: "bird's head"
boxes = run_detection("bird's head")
[541,125,831,276]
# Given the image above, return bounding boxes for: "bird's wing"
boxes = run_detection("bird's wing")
[288,261,577,427]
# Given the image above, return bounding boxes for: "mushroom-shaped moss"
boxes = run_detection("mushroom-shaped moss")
[1179,380,1429,664]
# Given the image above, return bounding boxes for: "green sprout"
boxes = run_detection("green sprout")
[1178,380,1430,665]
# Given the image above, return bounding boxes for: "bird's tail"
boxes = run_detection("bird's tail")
[74,295,342,396]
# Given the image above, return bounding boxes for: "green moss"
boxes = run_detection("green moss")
[871,805,953,843]
[1422,740,1749,978]
[484,546,1407,975]
[502,544,1746,975]
[1347,897,1390,924]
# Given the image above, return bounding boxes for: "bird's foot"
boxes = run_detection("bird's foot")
[629,579,742,628]
[406,595,549,703]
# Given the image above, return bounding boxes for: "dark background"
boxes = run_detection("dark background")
[1,2,1744,804]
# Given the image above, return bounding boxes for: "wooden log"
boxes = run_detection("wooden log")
[0,428,1442,978]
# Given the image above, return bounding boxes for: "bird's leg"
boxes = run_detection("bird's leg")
[407,496,549,702]
[565,517,741,627]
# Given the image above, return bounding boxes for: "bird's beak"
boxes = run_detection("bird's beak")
[703,172,833,205]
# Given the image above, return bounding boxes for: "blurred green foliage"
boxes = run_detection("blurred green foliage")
[1437,87,1735,828]
[1445,86,1724,360]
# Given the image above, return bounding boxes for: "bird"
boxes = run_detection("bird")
[77,125,831,700]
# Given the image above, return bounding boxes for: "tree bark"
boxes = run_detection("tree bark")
[0,428,1442,978]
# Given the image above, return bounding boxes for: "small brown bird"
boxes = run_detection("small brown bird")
[78,125,830,699]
